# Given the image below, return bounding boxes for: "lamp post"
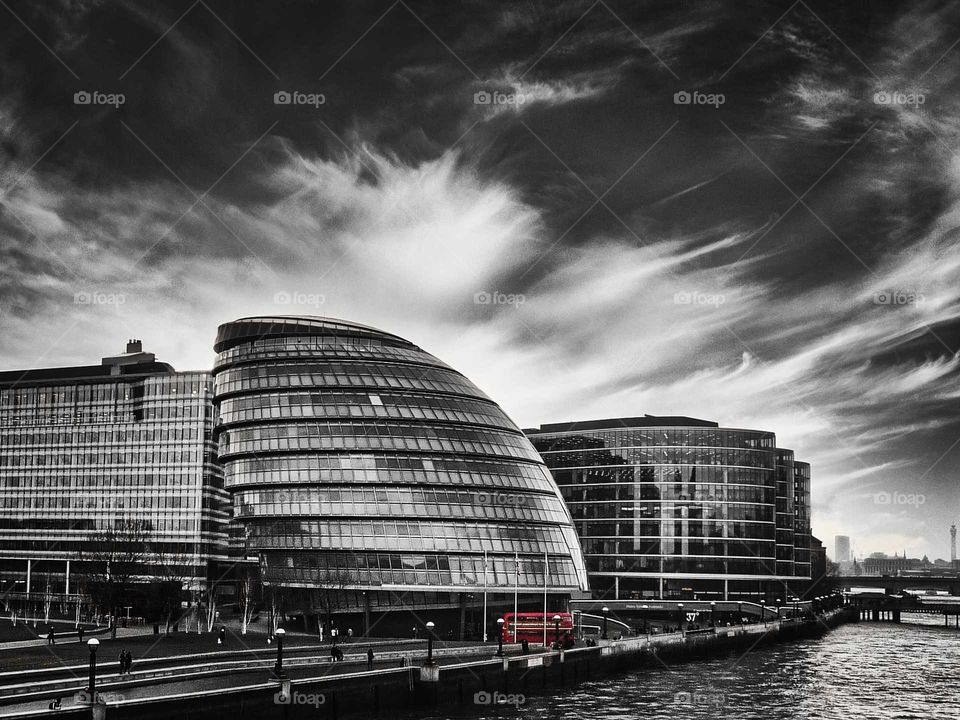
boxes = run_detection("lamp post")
[641,604,649,634]
[426,621,435,663]
[737,602,743,624]
[601,606,609,640]
[710,601,717,627]
[775,598,782,619]
[553,614,561,649]
[677,603,684,633]
[273,628,285,678]
[496,618,504,657]
[86,638,99,701]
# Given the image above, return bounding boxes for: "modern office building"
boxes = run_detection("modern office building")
[526,416,813,601]
[0,341,230,596]
[835,535,851,563]
[793,461,812,580]
[212,316,589,630]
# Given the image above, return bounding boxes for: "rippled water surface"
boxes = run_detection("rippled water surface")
[415,615,960,719]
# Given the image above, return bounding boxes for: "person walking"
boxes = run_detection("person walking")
[347,628,353,641]
[77,626,84,643]
[47,626,55,645]
[118,650,126,675]
[218,626,226,646]
[366,647,374,670]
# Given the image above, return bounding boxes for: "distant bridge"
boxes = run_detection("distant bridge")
[837,575,960,595]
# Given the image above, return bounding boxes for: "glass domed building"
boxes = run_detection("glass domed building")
[213,316,588,634]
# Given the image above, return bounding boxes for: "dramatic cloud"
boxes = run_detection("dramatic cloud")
[2,0,960,560]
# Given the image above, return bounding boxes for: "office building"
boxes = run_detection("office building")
[526,416,813,601]
[213,316,589,630]
[0,341,230,595]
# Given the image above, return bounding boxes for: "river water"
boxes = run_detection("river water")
[417,614,960,719]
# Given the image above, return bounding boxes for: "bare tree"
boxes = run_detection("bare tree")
[79,519,151,639]
[314,567,357,633]
[238,569,261,636]
[42,577,54,624]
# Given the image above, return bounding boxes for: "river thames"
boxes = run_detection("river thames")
[415,615,960,719]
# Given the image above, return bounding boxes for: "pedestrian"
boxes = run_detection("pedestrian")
[367,647,374,670]
[331,626,338,643]
[318,622,324,643]
[335,646,344,662]
[126,650,134,674]
[400,655,407,667]
[118,650,126,674]
[77,626,84,643]
[347,627,353,641]
[47,628,55,645]
[218,626,226,645]
[330,645,338,662]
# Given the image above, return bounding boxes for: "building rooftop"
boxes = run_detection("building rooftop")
[524,415,720,434]
[0,340,175,387]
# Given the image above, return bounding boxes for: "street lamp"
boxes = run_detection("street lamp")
[677,603,684,632]
[641,604,649,633]
[273,628,286,678]
[553,614,562,648]
[426,621,436,663]
[496,618,504,657]
[86,638,99,701]
[737,602,743,624]
[710,601,717,627]
[601,606,609,640]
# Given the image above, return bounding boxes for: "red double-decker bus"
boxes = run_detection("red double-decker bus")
[502,612,574,645]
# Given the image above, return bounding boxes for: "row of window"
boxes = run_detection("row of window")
[214,363,484,400]
[218,392,512,428]
[235,500,568,524]
[0,374,210,408]
[530,428,775,452]
[261,551,581,588]
[572,520,776,539]
[568,502,774,522]
[551,466,775,487]
[0,494,208,509]
[247,519,577,556]
[589,557,780,576]
[1,423,206,445]
[214,339,445,371]
[560,482,775,503]
[1,449,208,467]
[219,423,540,462]
[540,448,776,469]
[0,472,222,488]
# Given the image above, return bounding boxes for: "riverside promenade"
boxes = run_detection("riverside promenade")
[0,607,856,719]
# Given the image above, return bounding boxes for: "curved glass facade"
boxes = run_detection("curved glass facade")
[528,419,810,601]
[213,316,588,610]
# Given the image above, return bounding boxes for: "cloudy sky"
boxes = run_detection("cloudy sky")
[2,0,959,560]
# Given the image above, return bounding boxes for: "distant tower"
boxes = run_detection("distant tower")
[834,535,851,563]
[951,524,957,567]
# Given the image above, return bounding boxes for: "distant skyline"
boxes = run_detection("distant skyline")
[2,1,959,558]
